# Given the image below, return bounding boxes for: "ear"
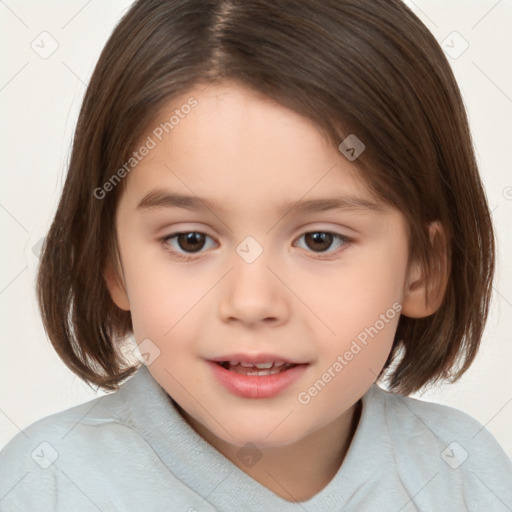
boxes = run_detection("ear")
[103,256,130,311]
[401,222,449,318]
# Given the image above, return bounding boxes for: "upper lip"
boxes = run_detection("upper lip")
[209,353,307,365]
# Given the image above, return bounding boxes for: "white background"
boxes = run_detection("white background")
[1,0,511,458]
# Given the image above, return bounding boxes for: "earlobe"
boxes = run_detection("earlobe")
[103,258,131,311]
[401,222,449,319]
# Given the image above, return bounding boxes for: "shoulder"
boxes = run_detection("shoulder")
[0,389,128,459]
[375,386,486,440]
[369,385,512,510]
[0,391,140,511]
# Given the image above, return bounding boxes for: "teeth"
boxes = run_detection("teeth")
[264,368,283,375]
[235,362,281,369]
[221,360,297,374]
[246,368,283,376]
[254,362,273,369]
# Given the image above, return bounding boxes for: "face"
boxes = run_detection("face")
[108,82,414,449]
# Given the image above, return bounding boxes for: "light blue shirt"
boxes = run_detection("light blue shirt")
[1,365,511,511]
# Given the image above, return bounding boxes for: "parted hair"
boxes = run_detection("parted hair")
[37,0,495,394]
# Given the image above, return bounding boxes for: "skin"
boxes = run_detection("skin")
[105,82,440,501]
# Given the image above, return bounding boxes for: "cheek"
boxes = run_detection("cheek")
[304,305,400,412]
[119,240,203,339]
[308,246,407,342]
[304,241,406,390]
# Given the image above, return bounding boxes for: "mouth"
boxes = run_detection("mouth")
[215,361,298,376]
[207,356,309,399]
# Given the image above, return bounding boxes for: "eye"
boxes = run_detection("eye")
[161,230,351,261]
[162,232,216,257]
[294,231,350,256]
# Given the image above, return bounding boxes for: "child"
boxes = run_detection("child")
[1,0,511,510]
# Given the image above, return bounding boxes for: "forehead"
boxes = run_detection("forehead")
[122,82,380,211]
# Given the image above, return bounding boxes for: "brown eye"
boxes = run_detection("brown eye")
[304,232,334,252]
[175,232,206,252]
[295,231,349,256]
[163,232,215,257]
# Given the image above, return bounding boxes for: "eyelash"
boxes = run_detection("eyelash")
[160,230,353,261]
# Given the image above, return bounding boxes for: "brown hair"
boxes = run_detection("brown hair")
[37,0,494,394]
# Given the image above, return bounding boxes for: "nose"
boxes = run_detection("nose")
[218,254,290,327]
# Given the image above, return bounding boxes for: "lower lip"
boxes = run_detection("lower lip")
[207,361,308,399]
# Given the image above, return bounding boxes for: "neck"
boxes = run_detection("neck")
[178,400,361,502]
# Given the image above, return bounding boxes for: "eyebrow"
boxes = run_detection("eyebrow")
[136,188,383,215]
